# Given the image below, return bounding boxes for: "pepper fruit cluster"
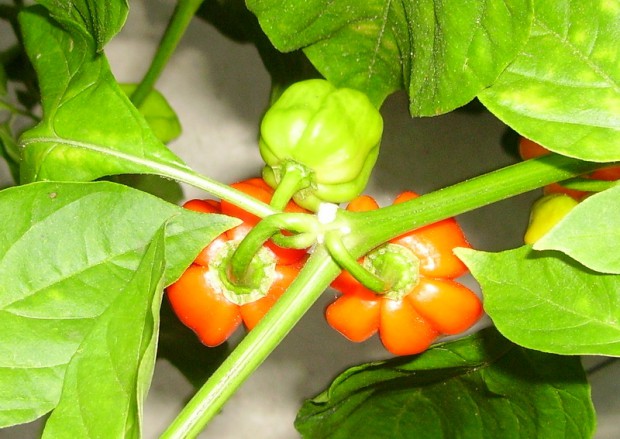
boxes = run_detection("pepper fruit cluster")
[325,192,483,356]
[166,178,308,346]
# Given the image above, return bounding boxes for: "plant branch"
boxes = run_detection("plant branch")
[130,0,205,107]
[343,154,605,255]
[160,246,340,439]
[170,166,277,218]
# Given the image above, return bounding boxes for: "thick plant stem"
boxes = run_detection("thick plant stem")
[343,154,605,255]
[130,0,204,107]
[160,247,340,439]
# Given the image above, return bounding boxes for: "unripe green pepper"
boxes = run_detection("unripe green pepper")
[259,79,383,211]
[524,194,579,244]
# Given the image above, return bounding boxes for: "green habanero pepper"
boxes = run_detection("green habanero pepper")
[259,79,383,211]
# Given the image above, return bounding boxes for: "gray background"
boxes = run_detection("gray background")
[1,0,618,437]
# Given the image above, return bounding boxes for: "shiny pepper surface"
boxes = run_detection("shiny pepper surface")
[523,194,578,244]
[167,179,307,346]
[326,192,483,356]
[259,79,383,211]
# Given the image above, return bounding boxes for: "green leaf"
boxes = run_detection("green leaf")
[457,246,620,356]
[478,0,620,162]
[0,181,238,427]
[41,224,166,438]
[247,0,532,114]
[36,0,129,52]
[17,7,188,184]
[296,328,594,439]
[535,185,620,274]
[119,83,182,144]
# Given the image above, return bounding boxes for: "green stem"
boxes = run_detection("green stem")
[230,213,318,281]
[324,231,385,292]
[160,247,340,439]
[161,165,277,218]
[130,0,204,107]
[18,136,276,218]
[363,243,420,300]
[270,230,317,249]
[344,154,604,255]
[268,161,314,211]
[560,177,619,192]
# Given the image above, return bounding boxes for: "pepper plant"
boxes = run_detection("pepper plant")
[0,0,618,438]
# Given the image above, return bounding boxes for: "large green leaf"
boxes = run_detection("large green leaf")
[36,0,129,52]
[535,185,620,274]
[17,7,188,184]
[41,225,166,438]
[0,181,238,427]
[296,328,594,439]
[457,246,620,356]
[247,0,532,114]
[479,0,620,162]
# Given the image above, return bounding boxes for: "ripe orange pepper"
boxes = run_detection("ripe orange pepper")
[326,192,483,356]
[167,179,307,347]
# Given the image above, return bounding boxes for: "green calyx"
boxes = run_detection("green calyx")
[259,79,383,211]
[208,241,277,306]
[364,243,420,300]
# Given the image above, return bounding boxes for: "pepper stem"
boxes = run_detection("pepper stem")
[268,161,314,211]
[324,231,386,293]
[558,177,619,193]
[229,213,319,281]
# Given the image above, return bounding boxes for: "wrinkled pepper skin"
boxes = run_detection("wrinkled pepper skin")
[326,192,483,356]
[259,79,383,210]
[167,178,307,347]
